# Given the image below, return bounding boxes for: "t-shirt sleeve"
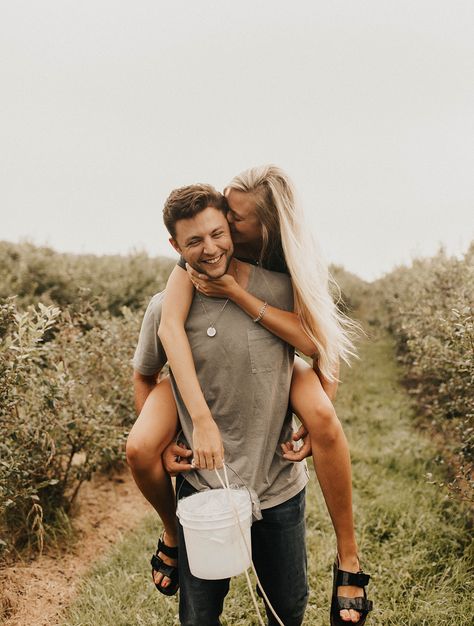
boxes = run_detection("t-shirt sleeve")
[132,293,168,375]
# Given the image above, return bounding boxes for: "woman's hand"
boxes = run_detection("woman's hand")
[192,413,225,470]
[162,441,194,477]
[281,424,312,462]
[186,264,238,299]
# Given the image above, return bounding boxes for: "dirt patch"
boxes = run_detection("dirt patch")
[1,467,152,626]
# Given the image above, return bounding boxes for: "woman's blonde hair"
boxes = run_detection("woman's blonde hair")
[226,164,360,382]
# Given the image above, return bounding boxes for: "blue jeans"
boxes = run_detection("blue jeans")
[176,477,308,626]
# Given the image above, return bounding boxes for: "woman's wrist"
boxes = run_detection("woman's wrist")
[226,280,245,302]
[190,410,214,425]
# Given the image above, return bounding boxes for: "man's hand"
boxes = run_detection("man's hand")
[281,424,312,462]
[192,414,225,470]
[186,264,238,299]
[163,441,194,477]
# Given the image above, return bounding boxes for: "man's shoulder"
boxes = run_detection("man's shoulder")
[144,291,166,317]
[250,264,293,310]
[254,264,292,291]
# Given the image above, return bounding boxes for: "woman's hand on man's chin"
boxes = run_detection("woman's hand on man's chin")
[185,263,238,298]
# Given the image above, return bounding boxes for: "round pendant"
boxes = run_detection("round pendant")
[207,326,217,337]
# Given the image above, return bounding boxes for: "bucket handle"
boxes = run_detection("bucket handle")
[175,457,261,520]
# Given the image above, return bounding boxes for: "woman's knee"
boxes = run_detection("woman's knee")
[126,433,147,470]
[296,394,340,442]
[125,431,162,471]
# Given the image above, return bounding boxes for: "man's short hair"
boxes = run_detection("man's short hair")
[163,184,228,238]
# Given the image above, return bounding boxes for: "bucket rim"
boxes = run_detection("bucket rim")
[180,512,253,531]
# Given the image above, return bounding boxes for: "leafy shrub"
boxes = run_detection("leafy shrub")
[372,243,474,498]
[0,297,141,557]
[0,241,174,313]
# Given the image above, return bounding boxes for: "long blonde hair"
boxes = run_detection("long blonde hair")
[226,164,360,381]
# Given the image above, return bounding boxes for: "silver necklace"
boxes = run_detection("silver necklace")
[195,261,239,338]
[196,293,229,337]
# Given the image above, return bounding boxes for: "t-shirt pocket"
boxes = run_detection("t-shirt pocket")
[247,327,281,374]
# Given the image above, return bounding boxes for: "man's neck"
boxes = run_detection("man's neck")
[229,257,251,290]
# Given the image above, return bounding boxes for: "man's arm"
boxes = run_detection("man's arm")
[313,357,340,402]
[133,370,159,415]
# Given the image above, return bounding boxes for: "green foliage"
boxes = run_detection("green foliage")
[0,240,176,558]
[0,241,175,558]
[0,240,174,312]
[371,243,474,498]
[0,296,142,558]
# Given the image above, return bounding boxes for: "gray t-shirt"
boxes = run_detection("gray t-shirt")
[133,263,308,509]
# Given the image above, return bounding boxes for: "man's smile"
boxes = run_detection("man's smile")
[201,253,225,265]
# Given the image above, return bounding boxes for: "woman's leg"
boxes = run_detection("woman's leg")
[126,376,178,588]
[290,356,362,624]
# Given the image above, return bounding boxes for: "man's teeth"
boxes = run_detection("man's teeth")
[204,255,223,264]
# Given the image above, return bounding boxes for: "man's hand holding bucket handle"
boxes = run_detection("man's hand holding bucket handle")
[281,423,312,462]
[163,441,194,477]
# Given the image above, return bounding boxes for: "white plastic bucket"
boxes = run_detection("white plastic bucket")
[177,488,252,580]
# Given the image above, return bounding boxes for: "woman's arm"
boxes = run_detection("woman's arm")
[187,266,318,357]
[158,265,224,470]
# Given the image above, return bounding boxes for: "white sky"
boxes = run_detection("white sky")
[1,0,473,281]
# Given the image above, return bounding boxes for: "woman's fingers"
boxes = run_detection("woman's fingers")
[281,435,312,461]
[192,449,225,471]
[292,424,308,441]
[186,263,208,282]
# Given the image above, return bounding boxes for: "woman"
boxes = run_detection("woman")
[127,165,372,625]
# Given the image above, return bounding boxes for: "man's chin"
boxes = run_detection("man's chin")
[198,267,226,279]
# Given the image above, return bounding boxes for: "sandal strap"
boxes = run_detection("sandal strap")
[157,537,178,559]
[333,596,373,613]
[336,570,370,588]
[151,554,178,580]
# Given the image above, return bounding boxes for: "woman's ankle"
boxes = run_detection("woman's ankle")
[163,527,178,546]
[336,542,359,569]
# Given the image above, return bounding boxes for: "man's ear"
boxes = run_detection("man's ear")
[169,237,181,255]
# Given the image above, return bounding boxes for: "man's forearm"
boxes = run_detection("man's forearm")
[312,359,339,401]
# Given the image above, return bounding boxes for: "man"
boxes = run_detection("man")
[133,184,309,626]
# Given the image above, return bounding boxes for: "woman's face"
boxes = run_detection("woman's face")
[225,189,262,246]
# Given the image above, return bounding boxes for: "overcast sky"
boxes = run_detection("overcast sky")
[1,1,473,281]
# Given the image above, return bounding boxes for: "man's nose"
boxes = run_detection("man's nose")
[202,237,219,256]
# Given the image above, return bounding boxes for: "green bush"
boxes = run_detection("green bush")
[372,243,474,498]
[0,240,174,312]
[0,297,141,557]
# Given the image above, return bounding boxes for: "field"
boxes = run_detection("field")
[0,240,472,625]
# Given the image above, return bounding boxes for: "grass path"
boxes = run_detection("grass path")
[62,331,473,625]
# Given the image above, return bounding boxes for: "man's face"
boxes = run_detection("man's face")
[171,206,234,278]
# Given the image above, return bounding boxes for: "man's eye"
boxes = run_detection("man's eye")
[187,240,200,247]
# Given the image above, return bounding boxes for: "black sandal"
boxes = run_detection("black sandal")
[150,533,179,596]
[330,557,373,626]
